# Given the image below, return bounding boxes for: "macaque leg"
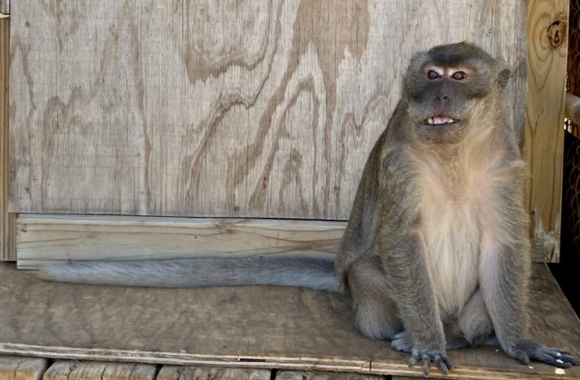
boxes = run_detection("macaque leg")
[347,261,402,340]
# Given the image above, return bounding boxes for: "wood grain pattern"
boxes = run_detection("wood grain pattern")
[15,214,344,269]
[525,0,570,262]
[0,17,15,261]
[9,0,527,220]
[0,356,47,380]
[158,366,270,380]
[0,263,578,379]
[43,361,156,380]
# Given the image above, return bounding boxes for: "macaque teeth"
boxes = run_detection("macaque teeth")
[425,117,458,125]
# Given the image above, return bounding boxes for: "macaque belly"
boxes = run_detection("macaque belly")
[421,202,480,319]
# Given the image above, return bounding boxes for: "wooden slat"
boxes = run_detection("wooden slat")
[0,17,14,261]
[0,263,577,379]
[9,0,527,221]
[525,0,570,262]
[0,356,47,380]
[15,214,344,269]
[43,361,156,380]
[158,366,270,380]
[276,371,382,380]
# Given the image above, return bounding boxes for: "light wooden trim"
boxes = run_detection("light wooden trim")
[525,0,570,262]
[0,17,14,261]
[16,214,345,269]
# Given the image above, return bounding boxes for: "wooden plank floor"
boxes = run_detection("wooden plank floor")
[0,263,578,379]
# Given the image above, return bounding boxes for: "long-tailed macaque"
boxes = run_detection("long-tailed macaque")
[39,42,579,376]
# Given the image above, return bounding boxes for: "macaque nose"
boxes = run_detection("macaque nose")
[435,95,449,101]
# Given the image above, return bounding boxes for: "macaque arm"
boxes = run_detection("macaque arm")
[377,158,451,375]
[479,181,579,368]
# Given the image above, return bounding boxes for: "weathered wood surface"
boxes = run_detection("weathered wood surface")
[275,371,382,380]
[15,214,344,269]
[0,356,47,380]
[0,264,578,379]
[525,0,570,262]
[43,361,156,380]
[158,366,270,380]
[0,17,15,261]
[9,0,527,220]
[0,1,8,15]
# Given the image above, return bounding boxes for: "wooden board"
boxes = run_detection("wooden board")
[15,213,555,267]
[525,0,570,262]
[0,263,578,379]
[0,17,15,261]
[157,366,270,380]
[15,214,344,269]
[276,371,381,380]
[0,356,47,380]
[43,361,156,380]
[9,0,527,220]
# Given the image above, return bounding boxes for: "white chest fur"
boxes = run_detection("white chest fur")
[414,150,496,319]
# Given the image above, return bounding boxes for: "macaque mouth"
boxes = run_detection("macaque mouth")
[424,116,459,126]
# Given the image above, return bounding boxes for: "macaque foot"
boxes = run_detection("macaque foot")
[391,330,413,353]
[505,339,580,368]
[391,331,453,376]
[409,347,453,376]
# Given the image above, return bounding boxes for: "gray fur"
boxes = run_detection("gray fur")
[39,255,344,293]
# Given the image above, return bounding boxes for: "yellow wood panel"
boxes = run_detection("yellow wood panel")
[525,0,570,261]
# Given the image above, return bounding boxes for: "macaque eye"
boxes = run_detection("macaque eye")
[427,70,440,79]
[452,71,467,80]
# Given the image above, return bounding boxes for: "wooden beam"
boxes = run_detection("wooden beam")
[525,0,570,262]
[158,366,270,380]
[0,356,47,380]
[16,214,345,269]
[0,16,14,261]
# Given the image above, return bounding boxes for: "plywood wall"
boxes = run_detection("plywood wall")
[9,0,527,220]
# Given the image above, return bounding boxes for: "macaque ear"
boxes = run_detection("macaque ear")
[497,67,511,89]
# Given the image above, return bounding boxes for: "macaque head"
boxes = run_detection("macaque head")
[403,42,510,144]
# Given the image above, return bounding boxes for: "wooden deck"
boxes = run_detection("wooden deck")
[0,263,579,379]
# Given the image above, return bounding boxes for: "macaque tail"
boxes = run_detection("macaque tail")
[37,254,345,293]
